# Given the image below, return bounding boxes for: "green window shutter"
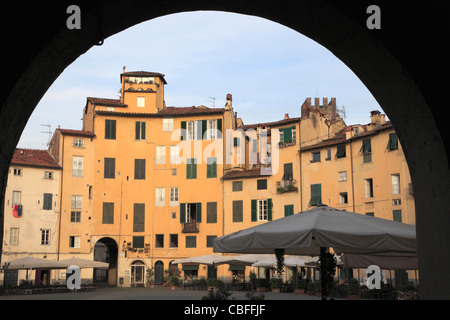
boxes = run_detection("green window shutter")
[202,120,207,140]
[206,235,217,248]
[207,157,217,178]
[141,121,146,139]
[133,203,145,232]
[387,133,398,151]
[43,193,52,210]
[284,204,294,217]
[207,202,217,223]
[135,121,140,140]
[361,139,371,153]
[186,236,197,248]
[186,158,197,179]
[267,198,272,221]
[133,236,144,248]
[251,200,257,222]
[180,203,186,223]
[217,119,222,138]
[102,202,114,224]
[105,119,116,140]
[309,184,322,206]
[283,128,292,143]
[196,121,203,140]
[393,209,402,222]
[232,200,243,222]
[180,121,186,140]
[196,203,202,223]
[233,137,239,147]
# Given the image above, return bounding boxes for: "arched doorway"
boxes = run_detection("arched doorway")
[1,2,449,298]
[131,260,146,287]
[154,260,164,285]
[94,237,118,286]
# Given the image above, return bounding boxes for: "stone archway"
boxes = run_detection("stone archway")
[94,237,118,285]
[0,1,449,298]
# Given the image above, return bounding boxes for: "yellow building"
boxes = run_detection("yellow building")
[2,70,415,288]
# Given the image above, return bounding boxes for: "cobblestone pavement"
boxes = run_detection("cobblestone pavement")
[0,286,322,300]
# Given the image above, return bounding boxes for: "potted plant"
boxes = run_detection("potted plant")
[169,275,181,290]
[270,278,282,293]
[146,268,154,287]
[347,278,360,300]
[255,278,270,292]
[206,278,218,290]
[307,281,316,295]
[294,278,306,294]
[249,270,257,290]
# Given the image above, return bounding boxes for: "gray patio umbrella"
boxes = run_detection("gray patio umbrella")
[3,256,65,270]
[213,204,416,298]
[172,254,232,266]
[57,256,109,269]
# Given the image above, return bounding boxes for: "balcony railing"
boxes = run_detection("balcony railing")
[182,222,199,233]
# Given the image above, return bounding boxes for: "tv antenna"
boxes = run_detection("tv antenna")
[41,124,52,146]
[208,97,216,108]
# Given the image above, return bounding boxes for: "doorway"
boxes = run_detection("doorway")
[131,260,145,287]
[94,237,118,285]
[154,260,164,285]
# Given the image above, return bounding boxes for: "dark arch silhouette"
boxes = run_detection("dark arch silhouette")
[0,1,449,298]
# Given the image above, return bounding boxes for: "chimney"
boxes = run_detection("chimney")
[370,110,386,126]
[123,65,126,73]
[225,93,232,110]
[284,113,290,119]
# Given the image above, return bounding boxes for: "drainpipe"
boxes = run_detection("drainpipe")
[350,139,355,212]
[57,133,65,261]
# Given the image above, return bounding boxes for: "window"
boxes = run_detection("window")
[133,203,145,232]
[387,132,398,151]
[69,236,80,248]
[133,236,144,248]
[284,204,294,217]
[72,156,83,177]
[135,121,146,140]
[13,168,22,176]
[186,236,197,248]
[187,121,198,140]
[186,158,197,179]
[155,234,164,248]
[392,174,400,195]
[232,200,243,222]
[104,157,115,179]
[170,187,179,207]
[257,179,267,190]
[366,212,375,217]
[232,181,243,192]
[207,120,217,139]
[233,137,240,147]
[336,145,346,158]
[137,96,145,107]
[10,227,19,245]
[102,202,114,224]
[163,118,174,131]
[251,199,272,222]
[393,209,402,222]
[105,119,116,140]
[43,193,52,210]
[282,163,293,181]
[365,178,374,198]
[206,157,217,178]
[71,211,81,223]
[73,138,84,147]
[311,151,321,163]
[134,159,145,180]
[41,229,50,245]
[206,202,217,223]
[12,191,21,205]
[309,184,322,206]
[325,149,331,161]
[169,234,178,248]
[258,199,268,221]
[279,126,296,144]
[393,199,401,206]
[156,146,166,164]
[361,139,372,163]
[155,188,165,207]
[44,171,53,179]
[339,171,347,182]
[170,145,179,164]
[206,235,217,248]
[339,192,348,204]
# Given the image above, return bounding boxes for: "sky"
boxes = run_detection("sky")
[18,11,382,149]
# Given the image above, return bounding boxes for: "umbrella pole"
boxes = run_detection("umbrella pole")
[320,247,326,300]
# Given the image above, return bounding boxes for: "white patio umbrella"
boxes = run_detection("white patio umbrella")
[57,256,109,269]
[284,256,319,267]
[213,204,416,298]
[172,254,232,266]
[2,257,66,270]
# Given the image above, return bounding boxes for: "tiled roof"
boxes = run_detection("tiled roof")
[120,71,167,84]
[11,149,61,169]
[157,106,226,116]
[238,117,301,130]
[59,129,96,137]
[87,97,127,107]
[222,168,266,180]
